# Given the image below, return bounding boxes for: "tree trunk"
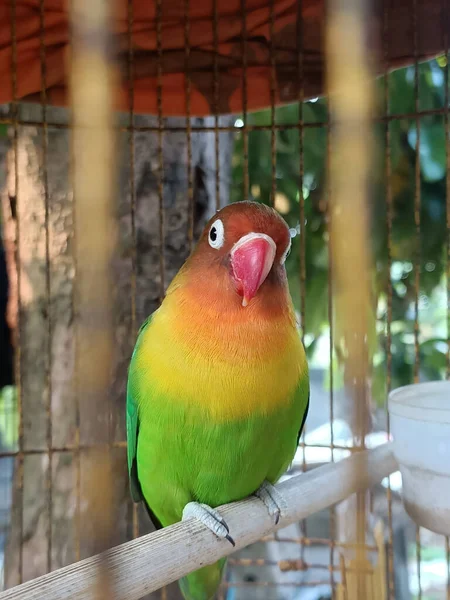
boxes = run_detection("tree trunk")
[0,103,234,598]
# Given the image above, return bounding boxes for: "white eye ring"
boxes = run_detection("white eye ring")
[280,239,292,265]
[208,219,225,249]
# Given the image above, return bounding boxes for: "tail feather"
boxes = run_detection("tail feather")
[179,558,227,600]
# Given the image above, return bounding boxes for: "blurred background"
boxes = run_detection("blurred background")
[0,0,449,598]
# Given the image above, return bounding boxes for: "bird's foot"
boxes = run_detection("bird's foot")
[182,502,235,547]
[254,480,287,525]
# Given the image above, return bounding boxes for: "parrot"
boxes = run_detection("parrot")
[126,201,310,600]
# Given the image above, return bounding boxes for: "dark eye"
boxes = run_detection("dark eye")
[208,219,225,249]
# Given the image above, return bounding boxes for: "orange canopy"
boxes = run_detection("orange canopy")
[0,0,446,116]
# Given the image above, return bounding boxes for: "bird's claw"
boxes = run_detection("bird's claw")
[182,502,235,547]
[254,480,287,525]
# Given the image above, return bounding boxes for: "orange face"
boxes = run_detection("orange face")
[189,202,292,307]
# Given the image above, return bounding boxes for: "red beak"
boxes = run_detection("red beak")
[230,233,276,306]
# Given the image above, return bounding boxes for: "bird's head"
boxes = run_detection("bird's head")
[180,201,292,309]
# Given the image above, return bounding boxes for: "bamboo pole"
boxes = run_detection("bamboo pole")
[0,444,397,600]
[326,0,374,594]
[70,0,117,591]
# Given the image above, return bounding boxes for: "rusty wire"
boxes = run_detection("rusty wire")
[156,0,165,305]
[228,557,376,573]
[326,80,337,600]
[269,0,277,208]
[126,0,139,544]
[241,0,249,201]
[184,0,194,252]
[213,0,221,212]
[383,0,396,597]
[65,0,83,566]
[0,440,382,459]
[38,0,53,576]
[155,2,166,597]
[2,106,450,131]
[296,0,311,590]
[412,0,423,596]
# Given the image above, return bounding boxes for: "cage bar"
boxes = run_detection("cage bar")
[126,0,139,544]
[212,0,221,212]
[269,0,276,208]
[240,0,249,201]
[184,0,194,252]
[69,0,116,594]
[37,0,53,576]
[412,0,423,595]
[4,110,450,132]
[382,0,396,597]
[296,0,311,591]
[156,0,165,304]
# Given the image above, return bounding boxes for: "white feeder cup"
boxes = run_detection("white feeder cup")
[389,380,450,535]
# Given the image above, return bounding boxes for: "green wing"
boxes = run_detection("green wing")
[126,315,152,504]
[296,387,310,446]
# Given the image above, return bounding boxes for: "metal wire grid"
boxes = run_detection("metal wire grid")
[383,0,395,596]
[0,0,449,598]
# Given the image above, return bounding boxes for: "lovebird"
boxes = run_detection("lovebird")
[127,201,310,600]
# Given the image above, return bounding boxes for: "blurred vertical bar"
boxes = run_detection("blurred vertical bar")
[38,0,53,575]
[127,0,139,542]
[326,0,373,596]
[382,0,395,597]
[70,0,116,594]
[8,0,24,585]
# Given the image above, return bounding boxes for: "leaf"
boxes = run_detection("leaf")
[408,120,446,182]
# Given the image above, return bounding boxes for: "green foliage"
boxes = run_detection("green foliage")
[231,58,449,407]
[0,386,18,449]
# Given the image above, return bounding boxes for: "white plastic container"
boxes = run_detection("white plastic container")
[388,380,450,535]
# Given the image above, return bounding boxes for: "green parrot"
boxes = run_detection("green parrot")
[127,202,310,599]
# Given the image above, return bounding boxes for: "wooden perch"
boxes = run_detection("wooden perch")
[0,443,397,600]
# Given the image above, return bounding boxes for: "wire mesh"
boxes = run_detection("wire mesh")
[412,0,423,596]
[0,0,449,599]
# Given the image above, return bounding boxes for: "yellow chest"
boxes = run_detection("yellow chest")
[134,308,307,421]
